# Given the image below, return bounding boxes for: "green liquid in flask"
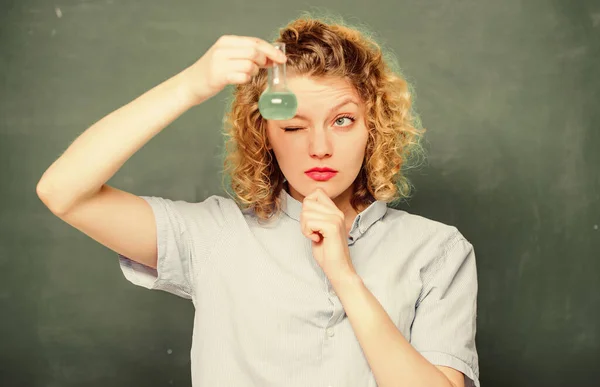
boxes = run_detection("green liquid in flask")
[258,42,298,121]
[258,91,298,120]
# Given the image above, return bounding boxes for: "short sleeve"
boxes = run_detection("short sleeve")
[410,234,480,387]
[118,195,227,300]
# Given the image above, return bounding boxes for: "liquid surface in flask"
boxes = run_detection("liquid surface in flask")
[258,91,298,120]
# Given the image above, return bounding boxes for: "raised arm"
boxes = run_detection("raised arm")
[36,35,287,268]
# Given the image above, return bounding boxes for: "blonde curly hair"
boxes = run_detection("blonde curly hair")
[221,11,425,220]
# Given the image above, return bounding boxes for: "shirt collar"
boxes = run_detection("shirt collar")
[279,188,387,241]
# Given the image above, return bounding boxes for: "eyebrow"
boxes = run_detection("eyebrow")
[291,97,359,121]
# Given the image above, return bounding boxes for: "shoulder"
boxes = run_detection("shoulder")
[183,194,242,218]
[142,194,244,229]
[382,206,468,247]
[380,207,475,274]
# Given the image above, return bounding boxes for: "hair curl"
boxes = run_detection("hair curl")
[222,11,425,221]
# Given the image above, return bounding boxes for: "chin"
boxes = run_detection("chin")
[286,174,352,200]
[304,182,346,198]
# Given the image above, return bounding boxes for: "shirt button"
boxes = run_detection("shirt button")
[326,327,335,337]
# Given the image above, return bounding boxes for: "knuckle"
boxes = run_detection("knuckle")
[244,61,255,73]
[212,46,225,60]
[254,48,265,64]
[228,73,240,84]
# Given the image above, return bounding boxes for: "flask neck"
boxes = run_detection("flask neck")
[268,63,287,92]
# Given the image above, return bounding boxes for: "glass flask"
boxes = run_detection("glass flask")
[258,42,298,120]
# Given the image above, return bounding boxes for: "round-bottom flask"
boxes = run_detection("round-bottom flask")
[258,42,298,120]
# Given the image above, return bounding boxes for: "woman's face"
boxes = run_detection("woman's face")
[265,75,369,206]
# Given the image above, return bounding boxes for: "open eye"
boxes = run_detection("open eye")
[334,115,356,127]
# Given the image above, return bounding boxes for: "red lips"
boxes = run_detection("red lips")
[305,167,337,173]
[305,167,338,181]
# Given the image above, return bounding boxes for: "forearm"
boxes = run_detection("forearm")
[37,68,200,213]
[332,274,455,387]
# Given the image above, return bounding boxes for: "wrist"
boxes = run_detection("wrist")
[176,67,211,108]
[330,269,362,292]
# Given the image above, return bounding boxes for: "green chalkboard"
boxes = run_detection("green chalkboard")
[1,0,599,386]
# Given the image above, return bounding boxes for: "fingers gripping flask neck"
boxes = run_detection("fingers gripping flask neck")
[258,42,298,120]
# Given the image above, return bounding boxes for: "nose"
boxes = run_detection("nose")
[308,128,332,159]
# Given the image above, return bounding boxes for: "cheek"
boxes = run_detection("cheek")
[267,129,286,155]
[270,136,299,167]
[342,132,368,163]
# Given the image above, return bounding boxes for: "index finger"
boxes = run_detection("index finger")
[306,188,334,205]
[241,36,287,64]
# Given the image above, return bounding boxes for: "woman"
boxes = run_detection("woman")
[37,14,480,387]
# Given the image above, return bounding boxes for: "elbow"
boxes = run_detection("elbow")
[36,178,68,216]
